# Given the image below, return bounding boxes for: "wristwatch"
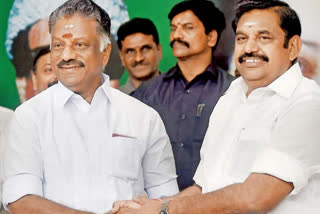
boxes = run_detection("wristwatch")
[159,200,170,214]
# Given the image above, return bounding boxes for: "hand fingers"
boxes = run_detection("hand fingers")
[112,200,142,213]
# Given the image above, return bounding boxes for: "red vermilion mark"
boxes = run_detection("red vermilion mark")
[62,33,73,38]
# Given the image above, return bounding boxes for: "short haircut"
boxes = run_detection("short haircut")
[117,18,159,50]
[49,0,111,51]
[168,0,226,49]
[32,45,51,74]
[232,0,301,48]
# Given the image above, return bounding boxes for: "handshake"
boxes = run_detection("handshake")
[108,194,166,214]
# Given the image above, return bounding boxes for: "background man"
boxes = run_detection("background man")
[2,0,178,213]
[132,0,234,190]
[113,0,320,213]
[117,18,162,95]
[29,19,57,94]
[31,46,58,94]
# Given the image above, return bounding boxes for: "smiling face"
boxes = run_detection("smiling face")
[50,15,111,96]
[169,10,215,60]
[234,8,301,93]
[120,33,161,81]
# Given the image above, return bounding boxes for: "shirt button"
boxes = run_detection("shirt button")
[180,114,186,120]
[179,142,184,147]
[186,89,190,94]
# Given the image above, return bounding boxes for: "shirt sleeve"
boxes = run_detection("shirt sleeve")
[2,108,44,208]
[251,98,320,195]
[142,109,179,198]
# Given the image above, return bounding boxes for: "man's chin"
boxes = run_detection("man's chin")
[132,71,158,82]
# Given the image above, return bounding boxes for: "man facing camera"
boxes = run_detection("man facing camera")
[117,18,162,95]
[2,0,178,213]
[132,0,234,190]
[113,0,320,214]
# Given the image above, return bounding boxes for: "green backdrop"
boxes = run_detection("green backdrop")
[0,0,183,110]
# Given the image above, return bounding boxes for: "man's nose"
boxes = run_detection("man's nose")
[171,27,184,40]
[244,38,259,53]
[135,50,144,63]
[60,46,76,61]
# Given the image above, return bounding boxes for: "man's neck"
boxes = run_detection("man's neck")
[77,76,102,104]
[177,52,212,82]
[130,70,160,89]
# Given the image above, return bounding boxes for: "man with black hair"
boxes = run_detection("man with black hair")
[117,18,161,95]
[31,46,58,93]
[2,0,178,213]
[132,0,234,191]
[113,0,320,213]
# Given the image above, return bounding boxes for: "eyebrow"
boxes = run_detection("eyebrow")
[235,30,271,36]
[170,22,193,27]
[257,30,271,35]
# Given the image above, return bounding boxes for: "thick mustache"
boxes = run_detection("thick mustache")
[170,39,190,48]
[131,60,148,67]
[48,80,58,88]
[238,52,269,63]
[57,60,85,68]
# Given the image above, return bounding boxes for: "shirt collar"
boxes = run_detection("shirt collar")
[55,73,113,108]
[267,63,303,98]
[225,63,303,98]
[163,63,218,80]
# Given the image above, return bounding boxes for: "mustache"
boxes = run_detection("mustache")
[238,52,269,63]
[48,80,58,88]
[131,60,148,68]
[57,59,85,68]
[170,39,190,48]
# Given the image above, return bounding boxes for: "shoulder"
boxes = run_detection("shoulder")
[14,85,56,119]
[217,67,235,82]
[132,71,171,100]
[110,88,160,117]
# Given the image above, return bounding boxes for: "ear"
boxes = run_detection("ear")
[119,48,125,66]
[31,72,38,91]
[102,44,112,66]
[288,35,302,62]
[157,44,162,61]
[207,30,218,47]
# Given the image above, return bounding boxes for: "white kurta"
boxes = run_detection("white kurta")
[194,63,320,213]
[2,75,178,213]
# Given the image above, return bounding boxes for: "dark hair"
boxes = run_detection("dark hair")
[117,18,159,50]
[168,0,226,49]
[32,45,51,74]
[49,0,111,38]
[232,0,301,48]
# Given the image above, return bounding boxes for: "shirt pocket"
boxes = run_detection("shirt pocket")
[231,127,270,182]
[109,137,144,183]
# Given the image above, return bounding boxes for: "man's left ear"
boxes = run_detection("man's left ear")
[102,44,112,66]
[157,44,163,60]
[208,30,218,47]
[288,35,302,61]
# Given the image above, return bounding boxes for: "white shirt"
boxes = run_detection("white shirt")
[0,106,13,208]
[194,63,320,213]
[2,75,178,213]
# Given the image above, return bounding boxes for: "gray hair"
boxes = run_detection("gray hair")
[49,0,111,51]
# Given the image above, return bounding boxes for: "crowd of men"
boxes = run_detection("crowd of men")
[0,0,319,214]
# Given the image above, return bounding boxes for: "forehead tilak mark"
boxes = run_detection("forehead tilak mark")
[62,33,73,38]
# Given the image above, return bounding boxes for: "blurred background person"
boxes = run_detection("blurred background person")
[28,19,57,94]
[117,18,162,95]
